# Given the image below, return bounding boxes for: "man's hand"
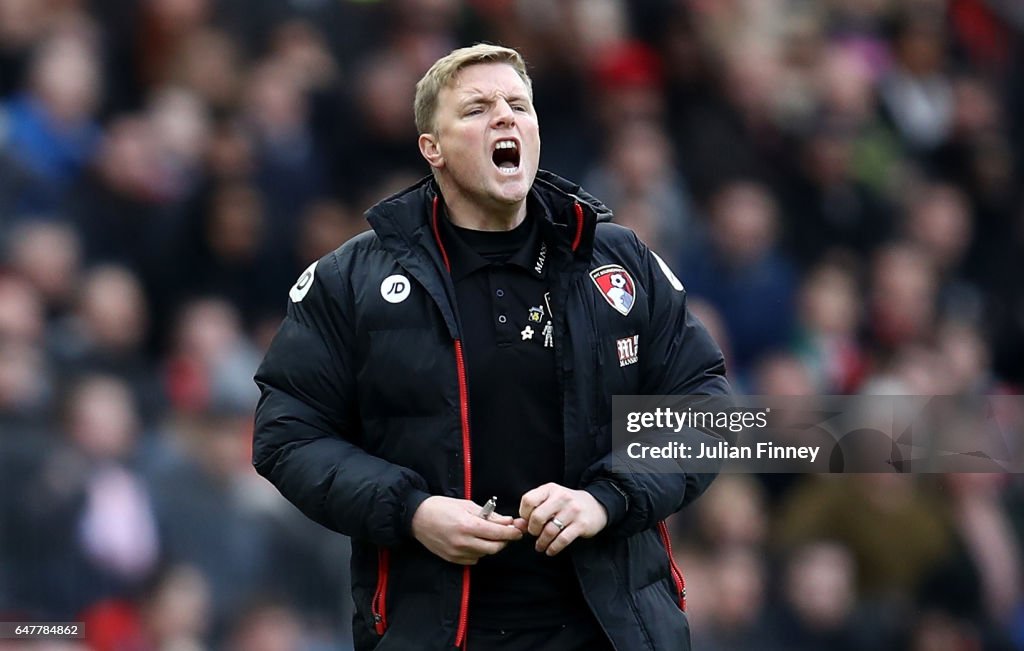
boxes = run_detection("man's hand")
[517,483,609,557]
[411,496,523,565]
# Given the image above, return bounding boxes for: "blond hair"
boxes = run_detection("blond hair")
[414,43,532,134]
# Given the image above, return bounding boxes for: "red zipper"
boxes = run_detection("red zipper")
[431,196,474,649]
[657,521,686,611]
[571,202,584,252]
[453,340,472,648]
[371,547,390,634]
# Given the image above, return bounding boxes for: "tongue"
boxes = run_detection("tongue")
[498,161,516,170]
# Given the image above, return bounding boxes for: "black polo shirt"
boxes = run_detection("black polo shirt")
[437,202,590,630]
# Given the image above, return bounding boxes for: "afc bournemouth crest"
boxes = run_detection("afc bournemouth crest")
[590,265,635,316]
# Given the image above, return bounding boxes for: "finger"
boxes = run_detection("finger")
[519,484,553,522]
[528,495,569,537]
[545,522,581,556]
[534,517,566,553]
[486,512,515,526]
[512,517,529,533]
[466,517,523,542]
[464,538,508,557]
[451,538,509,565]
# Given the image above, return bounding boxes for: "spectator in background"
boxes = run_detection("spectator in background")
[244,58,326,241]
[679,181,797,376]
[80,563,212,651]
[690,475,769,551]
[172,182,287,323]
[691,546,770,651]
[268,18,341,98]
[902,182,983,322]
[4,220,81,321]
[814,43,904,196]
[879,9,954,154]
[868,242,939,353]
[49,265,164,424]
[164,297,261,416]
[134,0,212,91]
[0,272,46,347]
[780,118,893,268]
[333,51,423,205]
[589,41,666,134]
[793,258,867,393]
[917,473,1023,648]
[167,27,242,114]
[585,120,700,264]
[205,117,256,182]
[11,375,159,619]
[146,85,211,203]
[227,600,306,651]
[0,339,50,428]
[766,542,868,651]
[669,35,789,201]
[1,29,102,213]
[935,319,992,395]
[67,115,172,278]
[0,0,49,97]
[148,407,271,635]
[0,274,52,423]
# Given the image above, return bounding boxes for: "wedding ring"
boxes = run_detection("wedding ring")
[551,517,566,531]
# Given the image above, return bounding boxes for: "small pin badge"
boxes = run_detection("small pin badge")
[521,325,535,340]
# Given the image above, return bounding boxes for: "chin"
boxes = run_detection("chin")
[493,172,535,201]
[487,178,528,200]
[492,186,529,205]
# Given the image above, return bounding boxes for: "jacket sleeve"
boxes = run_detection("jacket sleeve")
[581,236,731,537]
[252,252,431,547]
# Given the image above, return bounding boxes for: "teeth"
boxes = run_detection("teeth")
[495,140,518,150]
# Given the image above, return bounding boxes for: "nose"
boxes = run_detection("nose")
[492,100,516,128]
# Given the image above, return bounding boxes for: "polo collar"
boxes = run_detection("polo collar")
[436,196,550,281]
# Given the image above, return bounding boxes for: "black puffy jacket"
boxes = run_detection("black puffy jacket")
[253,171,730,650]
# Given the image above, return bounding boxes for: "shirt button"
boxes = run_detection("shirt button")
[496,289,505,298]
[498,315,507,324]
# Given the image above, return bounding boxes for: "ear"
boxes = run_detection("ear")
[418,133,444,170]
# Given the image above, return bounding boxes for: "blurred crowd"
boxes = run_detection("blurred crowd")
[1,0,1023,649]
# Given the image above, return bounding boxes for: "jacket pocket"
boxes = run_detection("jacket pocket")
[371,547,390,634]
[656,521,686,611]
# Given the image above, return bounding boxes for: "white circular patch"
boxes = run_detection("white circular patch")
[289,260,318,303]
[380,274,411,303]
[651,252,684,292]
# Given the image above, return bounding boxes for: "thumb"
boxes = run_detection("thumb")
[487,512,515,526]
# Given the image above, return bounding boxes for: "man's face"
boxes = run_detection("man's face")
[425,62,540,209]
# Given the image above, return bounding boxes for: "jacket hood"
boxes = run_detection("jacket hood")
[533,169,614,224]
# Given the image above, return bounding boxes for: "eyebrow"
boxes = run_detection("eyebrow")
[458,92,530,107]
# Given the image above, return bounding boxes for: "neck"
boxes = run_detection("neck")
[437,179,527,232]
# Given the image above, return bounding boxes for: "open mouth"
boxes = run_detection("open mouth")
[491,139,520,175]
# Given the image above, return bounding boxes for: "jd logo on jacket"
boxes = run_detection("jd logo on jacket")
[290,261,318,303]
[381,274,411,303]
[590,264,635,316]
